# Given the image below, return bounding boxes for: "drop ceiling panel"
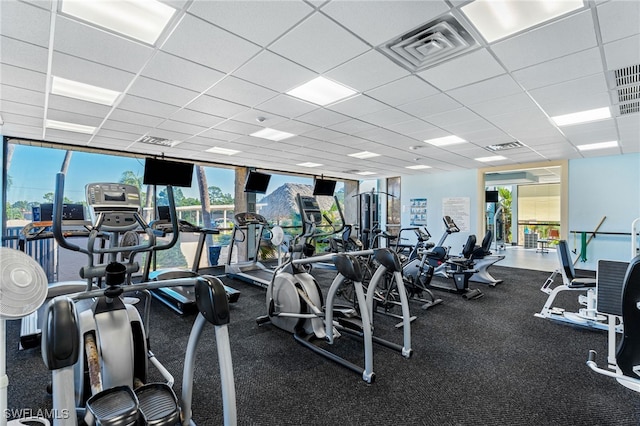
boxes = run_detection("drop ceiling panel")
[603,35,640,70]
[1,100,44,119]
[186,95,247,118]
[46,109,103,127]
[142,52,225,93]
[214,119,263,136]
[325,50,410,92]
[51,52,135,92]
[1,123,43,138]
[44,129,91,144]
[157,120,208,136]
[53,16,154,73]
[109,109,165,128]
[562,122,618,145]
[92,128,140,142]
[269,13,370,74]
[470,93,540,118]
[47,95,112,119]
[169,108,225,128]
[188,0,313,46]
[271,120,321,136]
[528,74,609,111]
[118,96,180,118]
[511,48,603,91]
[365,76,439,106]
[199,128,244,142]
[535,92,612,118]
[397,93,461,118]
[386,119,437,136]
[231,110,288,128]
[492,11,598,71]
[359,108,415,127]
[0,112,42,128]
[1,85,45,107]
[100,119,153,136]
[161,14,261,73]
[255,95,318,119]
[418,49,506,92]
[0,36,49,72]
[597,0,640,44]
[128,77,199,107]
[322,0,450,47]
[205,77,278,108]
[234,50,317,93]
[0,64,46,91]
[302,128,347,142]
[446,74,524,107]
[327,95,389,118]
[297,109,351,128]
[1,1,50,47]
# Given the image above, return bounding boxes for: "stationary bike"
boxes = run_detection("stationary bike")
[41,173,236,425]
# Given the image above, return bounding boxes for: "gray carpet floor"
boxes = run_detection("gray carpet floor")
[5,265,640,425]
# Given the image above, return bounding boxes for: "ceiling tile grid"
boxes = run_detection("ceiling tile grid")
[0,0,637,181]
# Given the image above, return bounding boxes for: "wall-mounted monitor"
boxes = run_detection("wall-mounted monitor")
[485,190,499,203]
[313,178,337,196]
[244,171,271,194]
[143,157,194,187]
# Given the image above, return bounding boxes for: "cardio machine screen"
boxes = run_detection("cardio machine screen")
[104,192,127,202]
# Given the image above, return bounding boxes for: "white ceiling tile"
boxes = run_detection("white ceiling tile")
[328,118,376,134]
[109,109,165,128]
[235,50,317,93]
[272,120,321,135]
[0,36,48,72]
[46,108,103,127]
[89,137,135,149]
[96,127,145,142]
[617,114,640,147]
[297,108,350,127]
[359,108,414,127]
[157,119,208,136]
[255,95,318,119]
[418,49,505,91]
[186,95,248,118]
[470,93,540,118]
[231,110,288,128]
[214,119,263,136]
[1,1,50,47]
[386,119,437,136]
[205,76,278,108]
[325,50,410,92]
[365,76,439,106]
[270,13,370,73]
[53,16,154,73]
[188,1,313,46]
[101,119,153,136]
[118,95,180,118]
[169,108,225,128]
[492,10,598,71]
[162,14,261,73]
[303,128,346,142]
[47,94,111,119]
[447,75,523,106]
[529,74,610,115]
[397,93,461,118]
[0,112,42,128]
[51,52,135,92]
[328,95,390,118]
[0,64,46,91]
[603,35,640,71]
[322,0,449,46]
[128,77,199,107]
[0,100,44,119]
[1,85,45,107]
[142,51,225,93]
[1,123,43,138]
[45,129,91,143]
[597,0,640,44]
[562,120,618,145]
[199,128,243,142]
[511,48,604,91]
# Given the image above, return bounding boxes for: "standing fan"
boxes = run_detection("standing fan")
[0,248,49,426]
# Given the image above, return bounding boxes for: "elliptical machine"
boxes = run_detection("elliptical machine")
[257,194,413,383]
[41,172,236,425]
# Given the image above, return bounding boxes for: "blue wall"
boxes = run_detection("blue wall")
[401,169,479,254]
[568,152,640,269]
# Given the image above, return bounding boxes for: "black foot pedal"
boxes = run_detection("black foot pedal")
[135,383,180,426]
[85,386,139,426]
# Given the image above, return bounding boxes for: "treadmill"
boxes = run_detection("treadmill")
[146,206,240,315]
[225,212,275,288]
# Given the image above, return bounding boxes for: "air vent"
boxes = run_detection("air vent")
[378,14,478,72]
[620,101,640,115]
[610,64,640,116]
[136,135,177,147]
[484,141,526,152]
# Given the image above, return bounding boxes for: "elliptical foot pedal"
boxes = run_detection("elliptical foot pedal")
[85,386,139,426]
[462,289,484,300]
[135,383,181,426]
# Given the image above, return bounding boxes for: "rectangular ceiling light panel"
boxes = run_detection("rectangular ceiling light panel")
[576,140,618,151]
[424,135,466,147]
[475,155,507,162]
[551,107,611,126]
[297,162,323,168]
[348,151,380,159]
[60,0,176,45]
[250,128,295,141]
[206,146,240,155]
[287,76,357,106]
[52,76,120,105]
[46,119,96,134]
[461,0,584,43]
[406,165,432,170]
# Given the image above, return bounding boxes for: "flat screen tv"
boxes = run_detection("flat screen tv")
[313,178,336,196]
[244,171,271,194]
[143,157,194,187]
[485,190,499,203]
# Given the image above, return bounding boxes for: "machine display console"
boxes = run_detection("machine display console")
[298,195,323,225]
[235,212,269,226]
[443,216,460,233]
[85,183,142,231]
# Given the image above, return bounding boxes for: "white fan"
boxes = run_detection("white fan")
[0,248,50,426]
[270,226,286,265]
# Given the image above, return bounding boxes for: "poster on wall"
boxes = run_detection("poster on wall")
[410,198,427,226]
[442,197,470,231]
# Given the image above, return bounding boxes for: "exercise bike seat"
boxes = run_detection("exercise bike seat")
[333,254,364,283]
